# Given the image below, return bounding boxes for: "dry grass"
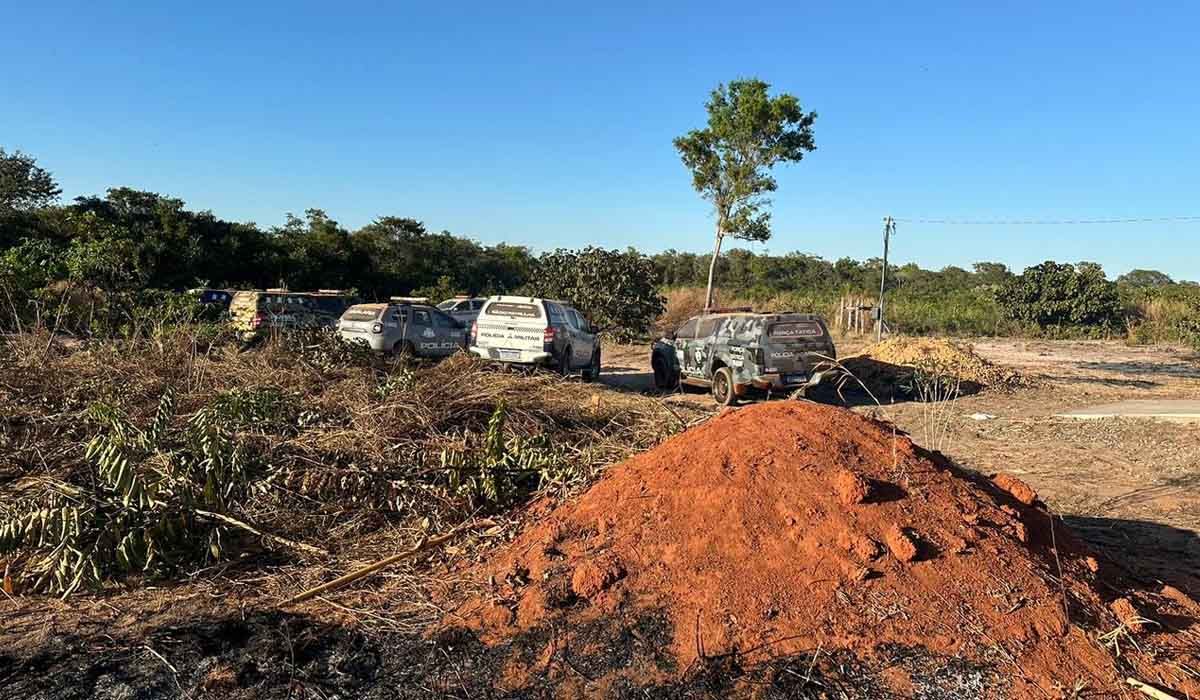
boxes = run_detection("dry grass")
[0,327,708,599]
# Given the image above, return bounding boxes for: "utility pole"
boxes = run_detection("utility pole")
[877,216,895,341]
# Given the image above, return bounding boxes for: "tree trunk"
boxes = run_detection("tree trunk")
[704,221,724,310]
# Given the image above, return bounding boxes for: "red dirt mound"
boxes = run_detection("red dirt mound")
[446,402,1200,698]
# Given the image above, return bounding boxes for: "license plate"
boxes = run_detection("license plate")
[783,373,807,384]
[498,350,520,360]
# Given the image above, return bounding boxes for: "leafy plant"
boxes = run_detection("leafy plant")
[211,386,300,433]
[0,387,257,595]
[525,246,665,341]
[996,261,1122,330]
[442,400,571,508]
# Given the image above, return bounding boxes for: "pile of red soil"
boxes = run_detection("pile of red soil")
[446,402,1200,698]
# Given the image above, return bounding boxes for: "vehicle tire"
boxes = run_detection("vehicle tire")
[652,355,677,390]
[582,346,601,382]
[559,347,573,377]
[712,367,738,406]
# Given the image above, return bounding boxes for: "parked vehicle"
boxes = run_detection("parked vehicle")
[650,309,836,405]
[307,289,359,319]
[228,289,356,342]
[187,288,234,309]
[437,296,486,325]
[337,300,466,357]
[469,296,600,380]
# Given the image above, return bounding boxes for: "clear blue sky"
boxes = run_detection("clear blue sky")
[4,2,1198,279]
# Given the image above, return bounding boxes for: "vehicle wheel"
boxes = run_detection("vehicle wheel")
[652,355,676,390]
[582,347,601,382]
[559,347,573,377]
[712,367,738,406]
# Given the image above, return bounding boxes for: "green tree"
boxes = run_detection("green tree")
[1116,269,1173,288]
[996,261,1121,329]
[0,148,61,213]
[674,79,816,309]
[972,262,1013,288]
[525,247,665,340]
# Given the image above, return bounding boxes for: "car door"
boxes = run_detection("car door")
[672,318,700,377]
[567,309,595,365]
[408,308,437,356]
[545,302,571,363]
[679,316,721,379]
[433,310,464,356]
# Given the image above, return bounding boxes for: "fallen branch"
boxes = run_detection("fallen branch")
[281,520,491,606]
[195,509,329,558]
[1127,677,1182,700]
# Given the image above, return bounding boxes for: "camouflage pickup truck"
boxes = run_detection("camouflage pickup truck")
[650,310,836,405]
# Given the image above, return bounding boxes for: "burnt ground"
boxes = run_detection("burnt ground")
[1,598,996,700]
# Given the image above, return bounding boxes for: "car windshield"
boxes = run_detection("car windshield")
[437,300,456,310]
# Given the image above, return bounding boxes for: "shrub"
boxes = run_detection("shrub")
[996,261,1121,330]
[525,246,665,341]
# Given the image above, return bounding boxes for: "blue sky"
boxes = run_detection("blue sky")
[3,1,1198,279]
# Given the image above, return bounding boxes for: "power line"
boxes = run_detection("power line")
[893,215,1200,225]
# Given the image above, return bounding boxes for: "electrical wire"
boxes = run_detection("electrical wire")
[892,215,1200,225]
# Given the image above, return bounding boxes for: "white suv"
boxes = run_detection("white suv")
[469,296,601,380]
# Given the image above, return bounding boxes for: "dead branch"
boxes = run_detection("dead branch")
[1127,677,1182,700]
[195,509,330,558]
[281,520,492,606]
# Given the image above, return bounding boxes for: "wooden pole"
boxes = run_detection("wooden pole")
[282,522,489,606]
[877,217,894,341]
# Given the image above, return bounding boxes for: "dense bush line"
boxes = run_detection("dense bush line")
[1,148,1198,344]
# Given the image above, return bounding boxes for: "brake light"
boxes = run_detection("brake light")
[543,327,556,344]
[252,312,265,328]
[469,320,478,345]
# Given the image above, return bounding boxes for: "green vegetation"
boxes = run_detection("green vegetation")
[0,387,255,595]
[1,147,1197,343]
[525,247,666,341]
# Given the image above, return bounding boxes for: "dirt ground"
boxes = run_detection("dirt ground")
[602,338,1200,597]
[3,338,1198,698]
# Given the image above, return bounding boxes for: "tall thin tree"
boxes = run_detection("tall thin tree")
[674,79,816,309]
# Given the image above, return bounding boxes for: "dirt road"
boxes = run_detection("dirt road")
[602,338,1200,594]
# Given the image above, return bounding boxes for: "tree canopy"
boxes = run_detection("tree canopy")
[674,78,816,307]
[0,148,62,213]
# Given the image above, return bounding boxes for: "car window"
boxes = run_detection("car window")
[484,301,541,319]
[433,312,455,328]
[675,319,698,338]
[567,310,586,331]
[470,300,485,310]
[769,321,824,339]
[546,303,566,325]
[695,316,722,338]
[411,309,432,326]
[436,300,455,310]
[343,307,380,322]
